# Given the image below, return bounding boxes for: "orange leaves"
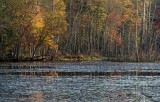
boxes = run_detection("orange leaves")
[113,33,123,46]
[108,29,123,46]
[109,11,123,26]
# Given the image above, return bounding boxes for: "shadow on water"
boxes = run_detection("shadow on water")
[1,61,160,76]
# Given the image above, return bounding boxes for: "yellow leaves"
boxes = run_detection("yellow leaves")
[32,14,44,29]
[44,0,66,36]
[131,18,141,24]
[30,0,66,50]
[123,14,129,20]
[15,11,21,17]
[36,22,44,28]
[122,0,132,6]
[52,0,66,20]
[45,37,58,49]
[53,0,66,12]
[31,4,46,30]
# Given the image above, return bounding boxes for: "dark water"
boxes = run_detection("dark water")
[0,61,160,102]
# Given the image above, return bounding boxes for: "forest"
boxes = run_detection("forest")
[0,0,160,62]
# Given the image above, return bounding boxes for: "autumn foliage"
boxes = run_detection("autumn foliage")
[0,0,159,61]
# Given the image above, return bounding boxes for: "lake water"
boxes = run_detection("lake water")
[0,61,160,102]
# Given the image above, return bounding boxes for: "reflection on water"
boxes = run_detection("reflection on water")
[0,75,160,102]
[0,61,160,72]
[0,61,160,102]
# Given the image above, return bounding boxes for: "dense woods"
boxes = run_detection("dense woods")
[0,0,160,61]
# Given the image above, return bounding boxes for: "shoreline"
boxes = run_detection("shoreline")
[0,57,159,63]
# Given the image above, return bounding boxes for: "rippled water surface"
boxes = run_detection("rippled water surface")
[0,61,160,102]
